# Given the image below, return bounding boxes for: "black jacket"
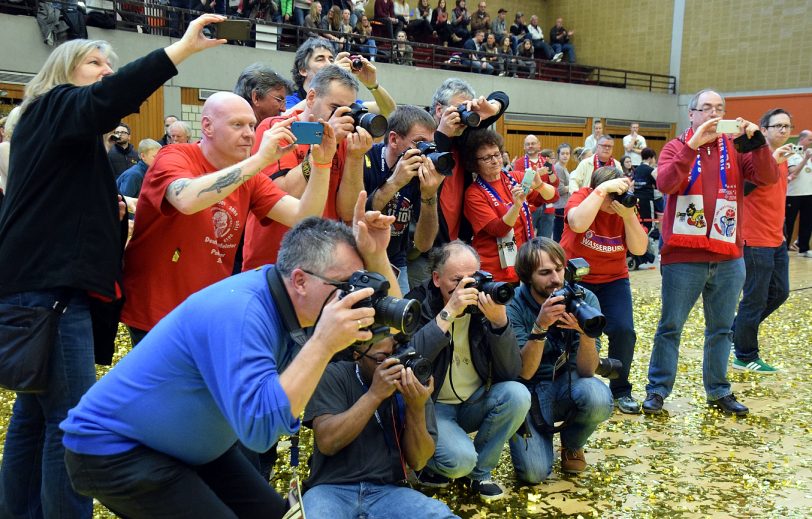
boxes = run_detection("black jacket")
[108,142,140,179]
[0,49,178,298]
[405,280,522,401]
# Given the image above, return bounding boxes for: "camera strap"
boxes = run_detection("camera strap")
[474,173,533,242]
[380,145,407,220]
[265,266,310,347]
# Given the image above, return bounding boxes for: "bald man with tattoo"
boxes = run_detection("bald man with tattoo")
[120,92,337,344]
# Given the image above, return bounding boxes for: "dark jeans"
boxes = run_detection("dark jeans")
[0,289,94,519]
[552,208,565,242]
[65,443,287,519]
[127,325,148,346]
[732,243,790,362]
[531,39,553,60]
[637,196,655,232]
[579,278,636,399]
[785,194,812,253]
[551,42,575,62]
[532,207,554,238]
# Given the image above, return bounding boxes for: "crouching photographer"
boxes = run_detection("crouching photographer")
[507,238,613,484]
[404,241,530,501]
[560,166,649,414]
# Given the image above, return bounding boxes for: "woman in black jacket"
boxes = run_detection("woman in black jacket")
[0,14,225,518]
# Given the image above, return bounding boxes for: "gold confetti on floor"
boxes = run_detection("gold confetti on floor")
[1,258,810,518]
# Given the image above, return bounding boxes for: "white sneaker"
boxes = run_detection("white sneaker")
[552,52,564,62]
[802,251,812,258]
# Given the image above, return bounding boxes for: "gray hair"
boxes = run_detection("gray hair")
[291,37,336,90]
[137,138,161,154]
[169,120,192,137]
[277,217,357,277]
[386,105,437,136]
[688,88,723,111]
[309,65,359,97]
[597,134,613,145]
[428,240,480,274]
[234,63,293,106]
[431,78,475,114]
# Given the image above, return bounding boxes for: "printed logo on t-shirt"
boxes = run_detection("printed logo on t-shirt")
[384,195,413,237]
[206,202,241,263]
[580,230,624,254]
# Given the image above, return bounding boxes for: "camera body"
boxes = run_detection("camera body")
[463,270,514,314]
[341,270,420,336]
[348,102,387,138]
[611,191,638,208]
[549,258,606,338]
[414,141,455,176]
[790,144,804,154]
[108,133,120,142]
[456,104,481,127]
[388,346,432,385]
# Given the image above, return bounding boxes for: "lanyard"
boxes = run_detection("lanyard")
[354,364,405,449]
[474,172,534,241]
[593,154,612,170]
[684,136,728,195]
[381,145,407,216]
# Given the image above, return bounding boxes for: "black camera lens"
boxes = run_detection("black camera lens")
[348,102,387,138]
[415,141,455,175]
[611,191,638,208]
[351,57,364,70]
[569,298,606,338]
[595,357,622,379]
[480,281,514,305]
[389,348,432,385]
[456,104,480,127]
[373,296,421,335]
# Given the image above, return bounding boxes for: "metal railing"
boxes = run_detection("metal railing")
[0,0,676,93]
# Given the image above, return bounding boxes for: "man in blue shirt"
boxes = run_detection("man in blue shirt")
[61,193,399,518]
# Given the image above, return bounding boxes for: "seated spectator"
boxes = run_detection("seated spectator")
[498,34,517,76]
[375,0,402,40]
[407,0,435,40]
[481,32,502,74]
[392,30,415,65]
[549,17,575,63]
[350,0,368,27]
[464,130,557,283]
[293,0,310,27]
[394,0,411,28]
[526,15,557,61]
[431,0,452,46]
[507,237,613,483]
[168,120,192,143]
[321,5,348,50]
[514,38,536,78]
[302,336,459,518]
[341,8,355,38]
[406,241,530,501]
[509,11,528,41]
[449,0,471,44]
[116,139,161,199]
[304,2,322,37]
[469,1,489,34]
[490,8,515,50]
[462,29,494,74]
[352,15,379,61]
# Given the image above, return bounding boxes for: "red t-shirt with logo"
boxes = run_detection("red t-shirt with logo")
[560,187,629,284]
[241,114,347,270]
[121,144,286,330]
[741,161,788,247]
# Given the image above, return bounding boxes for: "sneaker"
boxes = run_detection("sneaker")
[560,448,587,473]
[642,392,664,414]
[416,469,450,488]
[732,357,778,374]
[708,394,749,416]
[552,52,564,62]
[802,251,812,258]
[468,478,506,501]
[615,395,642,414]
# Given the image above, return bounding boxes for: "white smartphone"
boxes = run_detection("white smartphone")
[716,120,741,134]
[521,169,535,193]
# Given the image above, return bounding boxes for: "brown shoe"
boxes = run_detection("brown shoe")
[561,448,587,473]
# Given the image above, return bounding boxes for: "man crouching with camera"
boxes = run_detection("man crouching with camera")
[507,237,613,484]
[405,241,530,501]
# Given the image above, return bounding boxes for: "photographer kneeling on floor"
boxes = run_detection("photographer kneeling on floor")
[507,237,613,484]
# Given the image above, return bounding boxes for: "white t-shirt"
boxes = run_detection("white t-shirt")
[437,314,482,404]
[787,152,812,196]
[623,134,646,165]
[569,156,622,192]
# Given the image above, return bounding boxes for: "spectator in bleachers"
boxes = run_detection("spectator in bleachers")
[341,8,354,34]
[431,0,452,46]
[482,32,502,75]
[391,30,415,65]
[469,1,489,34]
[351,0,368,27]
[549,17,575,63]
[449,0,471,44]
[304,1,322,37]
[375,0,401,40]
[462,29,494,74]
[168,120,192,143]
[490,8,513,51]
[293,0,311,26]
[509,11,528,41]
[526,15,557,61]
[498,34,516,76]
[407,0,435,41]
[116,139,161,199]
[353,15,379,61]
[393,0,411,30]
[321,5,348,51]
[158,115,177,146]
[515,38,536,78]
[234,63,293,122]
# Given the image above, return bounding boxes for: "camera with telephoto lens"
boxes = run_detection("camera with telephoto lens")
[414,141,455,176]
[388,346,432,385]
[550,258,606,338]
[610,191,638,208]
[464,270,515,314]
[340,270,420,336]
[456,104,481,127]
[350,55,364,71]
[348,102,388,138]
[595,357,622,379]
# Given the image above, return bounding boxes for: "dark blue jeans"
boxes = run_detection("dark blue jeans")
[0,289,95,519]
[732,243,789,362]
[579,278,636,399]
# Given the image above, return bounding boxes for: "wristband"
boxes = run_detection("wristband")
[313,161,332,169]
[367,83,380,91]
[528,331,548,341]
[420,196,437,206]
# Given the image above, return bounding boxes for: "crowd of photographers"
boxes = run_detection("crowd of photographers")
[0,16,803,519]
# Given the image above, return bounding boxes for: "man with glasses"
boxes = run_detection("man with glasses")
[643,89,780,416]
[234,63,294,123]
[731,109,794,374]
[63,207,399,517]
[108,122,140,178]
[302,333,459,518]
[568,135,622,192]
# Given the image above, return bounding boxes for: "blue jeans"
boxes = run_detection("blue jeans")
[303,482,459,519]
[580,278,636,399]
[509,373,613,484]
[395,264,410,296]
[732,244,789,362]
[0,289,95,519]
[532,208,554,239]
[293,6,307,27]
[428,381,530,481]
[552,42,576,62]
[646,259,745,400]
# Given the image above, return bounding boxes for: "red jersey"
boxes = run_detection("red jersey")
[560,187,629,284]
[439,148,465,241]
[741,161,788,247]
[241,114,347,270]
[464,171,545,282]
[121,144,286,330]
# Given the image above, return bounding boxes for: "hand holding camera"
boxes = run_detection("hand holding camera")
[345,126,374,159]
[392,148,424,187]
[312,286,377,354]
[418,154,447,198]
[369,357,404,401]
[397,366,434,408]
[437,104,466,137]
[443,276,479,319]
[478,291,508,328]
[773,144,794,164]
[338,52,378,90]
[328,106,357,141]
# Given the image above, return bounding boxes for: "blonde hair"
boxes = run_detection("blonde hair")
[2,107,21,142]
[138,138,162,154]
[22,39,116,113]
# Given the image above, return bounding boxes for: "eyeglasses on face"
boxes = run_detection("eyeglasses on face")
[113,130,130,135]
[301,269,346,287]
[476,153,502,163]
[765,124,793,132]
[691,105,725,115]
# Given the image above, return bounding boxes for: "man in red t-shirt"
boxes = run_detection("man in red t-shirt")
[242,65,373,270]
[732,108,795,373]
[121,92,337,343]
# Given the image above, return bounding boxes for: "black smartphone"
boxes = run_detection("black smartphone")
[213,20,252,41]
[291,121,324,145]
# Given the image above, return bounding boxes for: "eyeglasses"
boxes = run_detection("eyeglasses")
[476,153,502,163]
[765,124,793,132]
[301,269,346,288]
[268,93,285,104]
[690,105,726,115]
[113,130,130,135]
[597,144,613,149]
[359,351,389,364]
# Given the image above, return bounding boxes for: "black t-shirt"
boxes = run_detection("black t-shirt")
[363,142,422,267]
[303,361,437,489]
[633,163,656,199]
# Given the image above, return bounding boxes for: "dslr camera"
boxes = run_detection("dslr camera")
[611,190,638,208]
[340,271,421,341]
[388,346,432,385]
[550,258,606,338]
[348,102,388,138]
[464,270,515,314]
[456,104,481,127]
[399,141,455,176]
[349,55,364,71]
